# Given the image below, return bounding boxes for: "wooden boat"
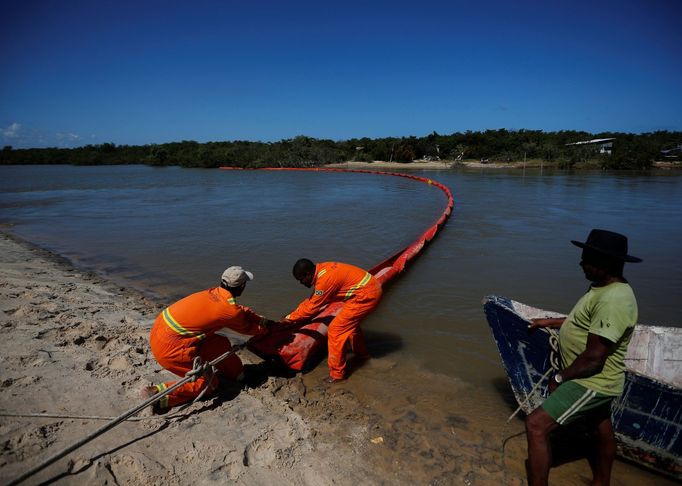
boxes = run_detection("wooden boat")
[483,295,682,479]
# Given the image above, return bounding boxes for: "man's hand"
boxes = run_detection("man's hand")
[547,375,560,394]
[529,317,565,331]
[260,319,278,333]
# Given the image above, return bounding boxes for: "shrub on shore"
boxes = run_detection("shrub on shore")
[1,129,679,170]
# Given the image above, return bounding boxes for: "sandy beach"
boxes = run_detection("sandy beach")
[1,230,413,485]
[1,230,522,486]
[325,160,541,170]
[326,160,458,170]
[1,231,677,485]
[327,160,682,170]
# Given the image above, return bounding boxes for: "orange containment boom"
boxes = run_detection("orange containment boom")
[219,167,454,371]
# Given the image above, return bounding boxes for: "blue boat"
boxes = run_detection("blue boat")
[483,295,682,479]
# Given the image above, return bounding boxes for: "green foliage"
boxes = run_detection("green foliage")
[1,130,679,170]
[604,134,659,170]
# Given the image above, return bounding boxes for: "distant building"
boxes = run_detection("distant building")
[661,144,681,159]
[566,138,615,155]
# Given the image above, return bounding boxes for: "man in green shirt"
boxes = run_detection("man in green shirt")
[526,229,641,486]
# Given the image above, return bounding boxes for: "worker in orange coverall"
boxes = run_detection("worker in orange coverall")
[144,266,276,413]
[283,259,382,383]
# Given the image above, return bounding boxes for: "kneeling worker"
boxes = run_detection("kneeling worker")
[146,266,275,412]
[283,259,382,383]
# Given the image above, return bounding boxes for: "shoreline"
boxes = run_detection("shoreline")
[325,160,682,170]
[3,230,523,485]
[1,231,676,485]
[327,160,531,170]
[0,231,350,484]
[2,160,680,172]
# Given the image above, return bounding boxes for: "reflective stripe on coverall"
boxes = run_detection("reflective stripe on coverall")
[286,262,382,380]
[149,287,265,409]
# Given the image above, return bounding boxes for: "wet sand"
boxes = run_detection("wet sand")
[0,232,676,485]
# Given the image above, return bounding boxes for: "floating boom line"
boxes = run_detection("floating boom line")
[220,167,455,370]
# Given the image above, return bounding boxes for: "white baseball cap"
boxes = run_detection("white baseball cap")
[221,266,254,287]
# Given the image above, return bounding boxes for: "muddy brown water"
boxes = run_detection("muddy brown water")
[2,164,681,484]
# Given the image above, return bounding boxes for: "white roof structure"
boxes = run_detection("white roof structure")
[565,138,615,146]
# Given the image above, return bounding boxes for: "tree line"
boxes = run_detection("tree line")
[1,129,680,169]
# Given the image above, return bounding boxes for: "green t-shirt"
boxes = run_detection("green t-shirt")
[559,282,638,396]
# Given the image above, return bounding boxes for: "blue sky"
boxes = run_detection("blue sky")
[1,0,681,148]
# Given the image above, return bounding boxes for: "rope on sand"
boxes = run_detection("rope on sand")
[1,358,221,423]
[6,343,246,486]
[0,412,155,422]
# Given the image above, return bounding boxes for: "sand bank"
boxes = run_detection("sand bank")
[326,160,457,170]
[325,160,529,170]
[1,232,675,485]
[0,232,354,484]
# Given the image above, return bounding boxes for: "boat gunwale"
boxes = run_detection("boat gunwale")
[484,296,681,394]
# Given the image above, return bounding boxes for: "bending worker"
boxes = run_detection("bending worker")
[145,266,275,413]
[527,229,641,486]
[283,259,382,383]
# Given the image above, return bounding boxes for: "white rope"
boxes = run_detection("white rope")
[506,327,561,423]
[7,343,246,486]
[0,412,156,422]
[506,367,555,423]
[1,363,221,424]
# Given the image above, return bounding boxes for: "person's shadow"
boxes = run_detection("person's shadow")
[364,329,404,358]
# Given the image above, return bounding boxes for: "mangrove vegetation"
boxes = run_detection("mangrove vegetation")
[1,129,680,169]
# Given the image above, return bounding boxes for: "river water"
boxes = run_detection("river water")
[2,165,680,380]
[2,164,681,482]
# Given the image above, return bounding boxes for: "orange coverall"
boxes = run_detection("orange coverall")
[149,286,266,409]
[285,262,382,380]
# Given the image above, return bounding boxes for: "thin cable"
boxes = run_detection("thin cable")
[7,343,245,486]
